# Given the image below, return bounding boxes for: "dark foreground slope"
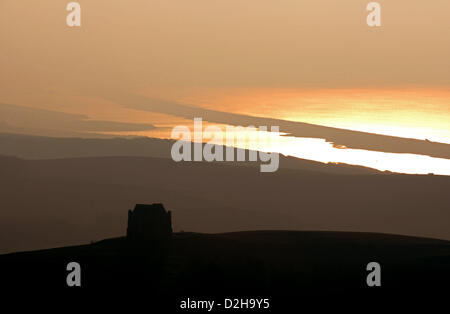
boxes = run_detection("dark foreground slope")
[1,231,449,309]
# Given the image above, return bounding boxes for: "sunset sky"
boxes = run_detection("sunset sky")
[1,0,449,174]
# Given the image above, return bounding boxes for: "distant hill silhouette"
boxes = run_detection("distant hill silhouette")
[0,132,378,174]
[0,155,449,254]
[0,102,156,137]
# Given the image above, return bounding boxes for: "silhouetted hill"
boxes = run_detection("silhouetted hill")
[0,155,449,254]
[1,231,449,309]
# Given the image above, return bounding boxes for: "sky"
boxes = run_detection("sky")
[0,0,449,174]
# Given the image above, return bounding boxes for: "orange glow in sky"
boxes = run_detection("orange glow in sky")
[112,87,450,175]
[170,88,450,144]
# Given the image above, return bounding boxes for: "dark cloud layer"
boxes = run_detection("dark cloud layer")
[107,93,450,159]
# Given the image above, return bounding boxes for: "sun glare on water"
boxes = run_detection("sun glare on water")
[224,130,450,176]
